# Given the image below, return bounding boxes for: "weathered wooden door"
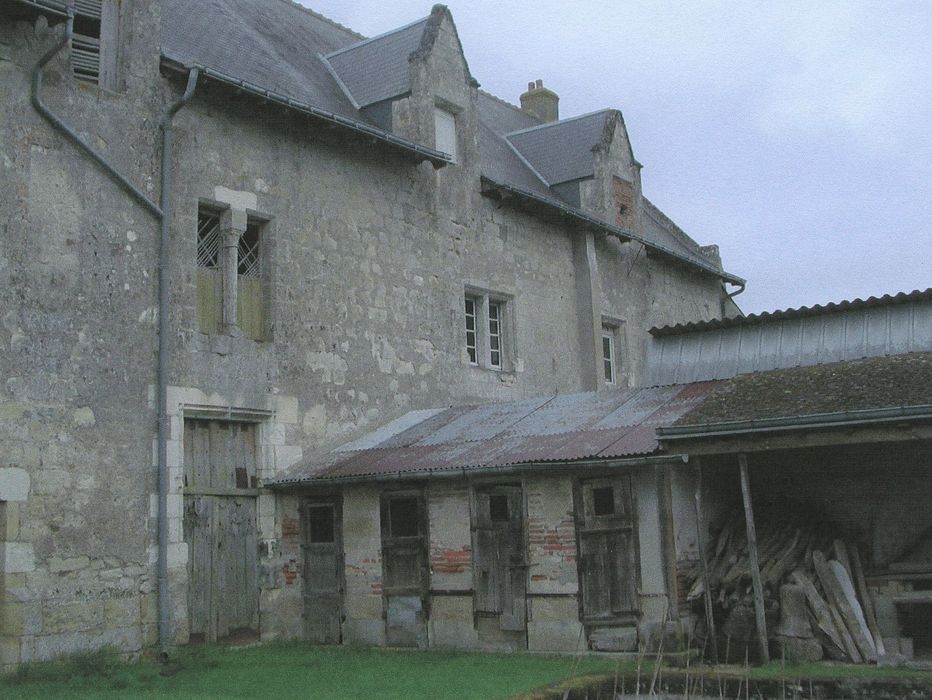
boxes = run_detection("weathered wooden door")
[302,497,343,644]
[183,419,260,644]
[380,490,428,647]
[473,485,527,634]
[575,476,639,623]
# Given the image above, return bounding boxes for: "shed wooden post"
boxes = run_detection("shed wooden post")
[693,459,718,662]
[738,453,770,663]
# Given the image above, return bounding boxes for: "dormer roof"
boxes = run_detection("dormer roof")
[505,110,613,186]
[322,17,430,108]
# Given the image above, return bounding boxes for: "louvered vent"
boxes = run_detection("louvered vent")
[71,0,103,84]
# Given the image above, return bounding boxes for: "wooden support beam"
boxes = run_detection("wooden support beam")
[738,453,770,663]
[693,459,719,662]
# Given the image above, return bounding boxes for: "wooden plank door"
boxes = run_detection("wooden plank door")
[302,498,343,644]
[182,419,260,644]
[380,490,428,648]
[474,485,527,634]
[575,476,639,623]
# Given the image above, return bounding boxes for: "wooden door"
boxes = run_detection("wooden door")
[473,485,527,633]
[380,490,428,647]
[182,419,260,644]
[575,476,639,623]
[302,498,343,644]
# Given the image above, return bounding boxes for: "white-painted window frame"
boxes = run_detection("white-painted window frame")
[463,288,514,372]
[601,326,616,385]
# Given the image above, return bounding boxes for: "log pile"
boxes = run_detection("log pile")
[688,511,885,663]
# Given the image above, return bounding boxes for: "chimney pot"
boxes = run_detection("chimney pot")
[519,80,559,123]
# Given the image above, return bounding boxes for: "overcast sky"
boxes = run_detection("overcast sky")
[299,1,930,314]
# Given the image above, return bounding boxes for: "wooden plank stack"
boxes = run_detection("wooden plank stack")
[688,511,885,663]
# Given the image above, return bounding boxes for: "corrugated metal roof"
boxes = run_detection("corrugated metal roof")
[323,18,428,107]
[272,383,722,485]
[650,288,932,337]
[505,110,611,186]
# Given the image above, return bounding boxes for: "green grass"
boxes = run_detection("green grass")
[1,643,618,699]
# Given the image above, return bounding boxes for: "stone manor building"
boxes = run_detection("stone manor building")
[2,0,928,667]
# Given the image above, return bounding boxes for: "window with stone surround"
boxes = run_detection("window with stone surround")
[601,318,626,387]
[601,325,616,385]
[196,204,267,341]
[464,289,513,371]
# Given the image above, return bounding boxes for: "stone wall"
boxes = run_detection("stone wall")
[0,2,734,665]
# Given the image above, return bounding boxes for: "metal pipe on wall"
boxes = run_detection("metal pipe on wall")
[157,67,200,659]
[30,7,199,658]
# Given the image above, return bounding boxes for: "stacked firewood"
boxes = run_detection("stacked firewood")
[688,511,886,663]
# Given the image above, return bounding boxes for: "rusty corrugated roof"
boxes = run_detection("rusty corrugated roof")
[272,382,723,485]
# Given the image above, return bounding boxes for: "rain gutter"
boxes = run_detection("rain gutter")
[160,57,452,168]
[480,177,746,287]
[267,453,688,489]
[29,5,200,658]
[656,404,932,442]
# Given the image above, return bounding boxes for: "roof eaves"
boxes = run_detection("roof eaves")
[480,177,745,285]
[658,404,932,441]
[267,452,687,487]
[160,56,451,167]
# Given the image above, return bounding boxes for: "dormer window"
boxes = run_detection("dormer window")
[434,107,457,163]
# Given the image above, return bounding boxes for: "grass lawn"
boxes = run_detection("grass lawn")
[1,643,618,699]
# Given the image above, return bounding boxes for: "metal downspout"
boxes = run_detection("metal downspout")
[30,9,199,659]
[157,68,199,659]
[30,6,162,218]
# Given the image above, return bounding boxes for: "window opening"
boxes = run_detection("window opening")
[389,497,419,538]
[593,487,615,516]
[465,296,478,365]
[71,0,118,90]
[602,327,615,384]
[488,302,502,369]
[237,222,261,277]
[196,208,223,335]
[489,494,509,522]
[307,505,335,544]
[434,107,457,162]
[236,219,265,341]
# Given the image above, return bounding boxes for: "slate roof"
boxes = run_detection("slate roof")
[161,0,362,120]
[670,351,932,428]
[323,18,429,107]
[651,288,932,336]
[152,0,737,280]
[272,382,721,484]
[505,110,612,185]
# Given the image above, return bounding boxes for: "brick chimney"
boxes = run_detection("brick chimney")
[520,79,559,123]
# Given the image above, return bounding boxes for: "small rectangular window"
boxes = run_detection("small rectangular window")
[236,219,265,341]
[489,494,509,522]
[488,302,502,369]
[593,487,615,516]
[434,107,457,162]
[602,326,616,384]
[389,497,419,538]
[465,296,478,365]
[307,505,335,544]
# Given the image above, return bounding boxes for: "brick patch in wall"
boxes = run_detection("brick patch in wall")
[430,546,472,575]
[281,516,300,540]
[282,559,299,585]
